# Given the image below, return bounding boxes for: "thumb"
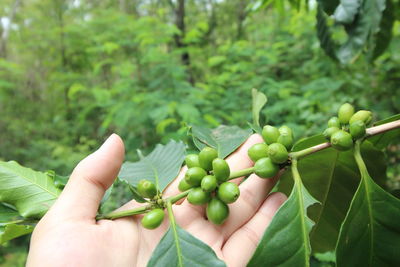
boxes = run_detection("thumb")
[50,134,125,221]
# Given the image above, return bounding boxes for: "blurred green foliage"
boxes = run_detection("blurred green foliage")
[1,0,399,174]
[0,0,399,265]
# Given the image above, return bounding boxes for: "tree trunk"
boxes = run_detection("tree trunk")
[0,0,21,58]
[172,0,194,85]
[236,0,247,40]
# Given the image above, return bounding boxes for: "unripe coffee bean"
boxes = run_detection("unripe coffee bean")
[185,154,200,168]
[262,125,280,144]
[248,143,269,162]
[268,143,289,164]
[212,158,230,183]
[188,188,211,205]
[206,198,229,225]
[330,130,353,151]
[349,110,372,125]
[199,147,218,171]
[185,167,207,186]
[349,120,366,139]
[217,182,240,204]
[338,103,355,124]
[254,157,279,178]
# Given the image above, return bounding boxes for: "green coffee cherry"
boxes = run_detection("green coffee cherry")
[254,157,279,178]
[277,126,294,150]
[328,117,341,128]
[137,179,157,199]
[279,125,293,137]
[262,125,280,144]
[199,147,218,171]
[330,130,353,151]
[185,154,200,168]
[268,143,289,164]
[187,188,211,205]
[201,175,217,192]
[141,208,165,229]
[212,158,230,183]
[185,167,207,186]
[178,178,193,192]
[247,143,269,162]
[206,198,229,225]
[338,103,355,124]
[349,110,372,125]
[349,120,366,139]
[277,134,293,150]
[217,182,240,204]
[323,127,340,140]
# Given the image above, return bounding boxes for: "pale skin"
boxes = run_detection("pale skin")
[27,134,287,267]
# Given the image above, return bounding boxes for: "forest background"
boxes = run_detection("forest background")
[0,0,399,265]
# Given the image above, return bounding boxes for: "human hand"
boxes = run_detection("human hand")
[27,134,287,267]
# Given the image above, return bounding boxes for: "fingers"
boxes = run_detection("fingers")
[221,170,282,238]
[50,134,125,221]
[222,192,287,267]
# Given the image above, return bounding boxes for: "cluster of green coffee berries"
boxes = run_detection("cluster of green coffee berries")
[178,147,239,225]
[323,103,372,151]
[248,125,293,178]
[136,179,166,229]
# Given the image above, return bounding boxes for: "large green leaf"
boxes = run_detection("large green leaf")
[0,161,61,219]
[248,161,319,267]
[337,0,386,63]
[316,5,338,61]
[0,204,34,243]
[369,0,395,60]
[279,135,386,253]
[191,125,252,159]
[0,224,34,244]
[333,0,362,24]
[0,203,20,222]
[369,114,400,149]
[148,222,226,267]
[336,141,400,266]
[118,140,186,192]
[317,0,340,14]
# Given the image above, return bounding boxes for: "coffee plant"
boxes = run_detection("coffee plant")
[0,90,399,266]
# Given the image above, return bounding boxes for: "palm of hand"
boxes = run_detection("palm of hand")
[27,134,285,267]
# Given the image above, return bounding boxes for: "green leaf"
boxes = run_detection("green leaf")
[316,6,338,61]
[0,203,20,223]
[369,114,400,149]
[369,0,395,60]
[279,135,386,253]
[248,160,319,267]
[46,170,69,189]
[0,224,34,244]
[336,141,400,266]
[0,161,61,219]
[149,201,225,267]
[247,122,262,135]
[147,224,226,267]
[333,0,362,24]
[318,0,340,14]
[251,88,267,127]
[191,125,253,159]
[118,140,186,192]
[337,0,386,64]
